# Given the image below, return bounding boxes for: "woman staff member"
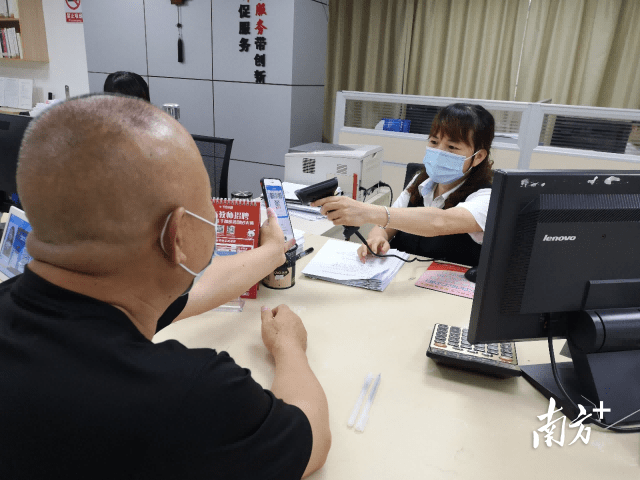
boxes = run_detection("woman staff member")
[104,71,151,102]
[313,103,495,267]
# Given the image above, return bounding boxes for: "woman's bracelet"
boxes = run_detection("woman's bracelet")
[379,206,391,229]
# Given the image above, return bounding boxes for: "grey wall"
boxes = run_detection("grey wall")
[83,0,328,197]
[83,0,147,76]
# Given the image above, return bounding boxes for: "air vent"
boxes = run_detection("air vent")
[337,164,348,175]
[302,158,315,174]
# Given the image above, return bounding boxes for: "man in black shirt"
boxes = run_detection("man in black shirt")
[0,94,330,479]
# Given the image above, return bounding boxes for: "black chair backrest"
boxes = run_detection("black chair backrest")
[405,104,440,135]
[404,163,424,189]
[192,135,233,199]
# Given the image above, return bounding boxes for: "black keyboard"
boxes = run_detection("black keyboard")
[427,323,521,378]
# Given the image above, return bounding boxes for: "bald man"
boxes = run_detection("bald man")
[0,95,330,479]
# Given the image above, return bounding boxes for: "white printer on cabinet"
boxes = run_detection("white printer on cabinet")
[284,143,383,201]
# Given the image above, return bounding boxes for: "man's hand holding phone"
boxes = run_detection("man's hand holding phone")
[260,178,297,251]
[260,207,296,264]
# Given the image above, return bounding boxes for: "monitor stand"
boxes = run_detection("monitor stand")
[521,351,640,426]
[521,362,585,421]
[523,305,640,427]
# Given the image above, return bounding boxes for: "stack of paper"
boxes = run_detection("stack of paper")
[283,181,326,221]
[302,239,408,291]
[288,205,325,221]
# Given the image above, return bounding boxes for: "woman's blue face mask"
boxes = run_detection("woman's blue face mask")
[422,147,479,185]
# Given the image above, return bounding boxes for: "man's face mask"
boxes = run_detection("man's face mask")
[160,209,217,296]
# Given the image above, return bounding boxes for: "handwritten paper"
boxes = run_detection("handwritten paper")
[302,239,408,291]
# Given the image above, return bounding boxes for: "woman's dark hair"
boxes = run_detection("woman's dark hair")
[407,103,495,208]
[103,71,150,102]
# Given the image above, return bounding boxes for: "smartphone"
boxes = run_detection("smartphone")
[260,178,296,245]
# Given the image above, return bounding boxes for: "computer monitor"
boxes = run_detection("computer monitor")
[0,206,32,282]
[0,113,32,212]
[468,169,640,426]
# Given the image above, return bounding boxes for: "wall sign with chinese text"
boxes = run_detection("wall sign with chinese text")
[64,0,83,23]
[212,0,292,84]
[238,2,270,84]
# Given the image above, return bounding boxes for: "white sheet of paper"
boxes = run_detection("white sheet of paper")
[302,239,406,281]
[282,181,309,202]
[0,77,5,106]
[289,210,325,221]
[4,78,19,108]
[18,79,33,109]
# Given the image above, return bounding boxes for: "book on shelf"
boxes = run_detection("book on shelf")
[2,28,11,58]
[8,27,17,58]
[8,28,15,58]
[301,239,408,292]
[0,29,7,58]
[0,27,21,58]
[212,197,261,299]
[15,31,21,58]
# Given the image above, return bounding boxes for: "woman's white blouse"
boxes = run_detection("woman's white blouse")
[391,176,491,244]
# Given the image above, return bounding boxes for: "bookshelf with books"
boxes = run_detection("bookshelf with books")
[0,0,48,62]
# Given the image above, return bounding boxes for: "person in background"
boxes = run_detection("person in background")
[314,103,495,267]
[0,94,330,479]
[104,71,151,102]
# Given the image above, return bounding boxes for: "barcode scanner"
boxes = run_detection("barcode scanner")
[294,177,340,205]
[295,179,431,263]
[294,178,359,241]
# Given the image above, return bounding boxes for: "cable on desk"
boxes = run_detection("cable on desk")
[343,226,433,263]
[547,329,640,433]
[361,182,394,207]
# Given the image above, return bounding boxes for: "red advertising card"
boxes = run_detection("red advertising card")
[212,198,260,298]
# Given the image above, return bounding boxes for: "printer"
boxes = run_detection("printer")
[284,143,383,201]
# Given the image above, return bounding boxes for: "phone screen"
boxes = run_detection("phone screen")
[261,178,295,244]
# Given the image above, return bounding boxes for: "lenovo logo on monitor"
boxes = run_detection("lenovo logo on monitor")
[542,235,576,242]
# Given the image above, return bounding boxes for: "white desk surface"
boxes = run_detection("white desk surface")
[153,234,639,479]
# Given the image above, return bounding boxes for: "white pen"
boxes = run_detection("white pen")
[348,373,374,427]
[355,373,381,432]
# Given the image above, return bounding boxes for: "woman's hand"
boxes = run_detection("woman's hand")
[357,228,391,263]
[312,196,385,227]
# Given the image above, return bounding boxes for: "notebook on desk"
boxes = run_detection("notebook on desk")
[0,206,32,282]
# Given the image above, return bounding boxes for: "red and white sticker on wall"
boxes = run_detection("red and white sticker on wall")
[65,0,83,23]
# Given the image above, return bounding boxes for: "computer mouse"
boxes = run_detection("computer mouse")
[464,266,478,283]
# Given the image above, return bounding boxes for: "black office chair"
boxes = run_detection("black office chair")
[403,162,424,189]
[404,104,440,135]
[192,135,233,199]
